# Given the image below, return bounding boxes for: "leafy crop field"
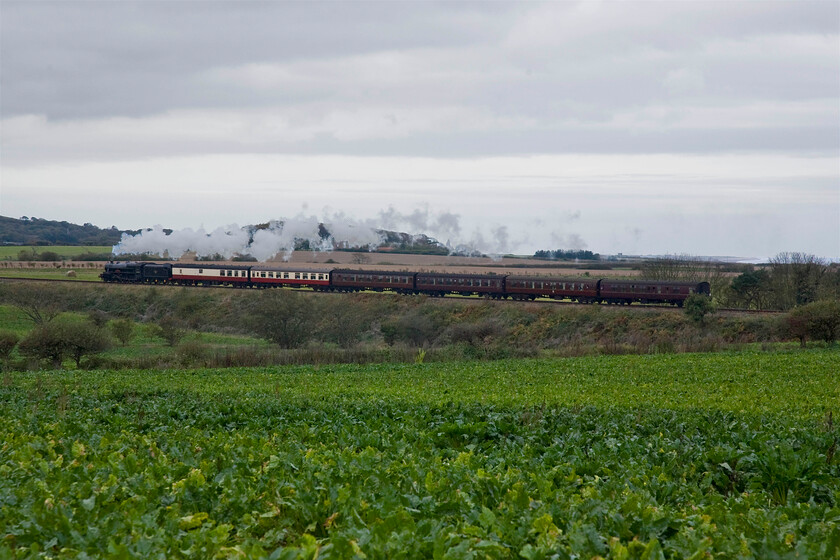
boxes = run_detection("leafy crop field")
[2,350,839,558]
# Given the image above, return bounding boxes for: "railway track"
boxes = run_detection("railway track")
[0,275,783,314]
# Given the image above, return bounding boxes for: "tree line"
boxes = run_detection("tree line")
[639,252,839,312]
[0,216,129,246]
[533,249,600,261]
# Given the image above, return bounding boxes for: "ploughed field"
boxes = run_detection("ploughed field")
[2,350,839,558]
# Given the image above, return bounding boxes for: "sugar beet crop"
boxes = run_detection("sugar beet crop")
[1,350,839,558]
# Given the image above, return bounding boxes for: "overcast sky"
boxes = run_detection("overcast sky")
[1,0,838,258]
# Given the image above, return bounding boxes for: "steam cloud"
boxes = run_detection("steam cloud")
[113,207,588,261]
[113,214,383,261]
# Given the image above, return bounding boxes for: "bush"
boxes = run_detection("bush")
[786,300,840,346]
[18,323,69,367]
[176,340,209,366]
[87,309,109,328]
[0,331,19,361]
[245,290,313,349]
[151,317,185,347]
[17,320,110,368]
[684,294,715,324]
[380,311,439,347]
[110,318,135,346]
[62,321,112,367]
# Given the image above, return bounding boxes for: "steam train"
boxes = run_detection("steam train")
[101,261,710,306]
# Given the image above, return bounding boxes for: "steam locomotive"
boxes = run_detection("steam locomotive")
[101,261,710,306]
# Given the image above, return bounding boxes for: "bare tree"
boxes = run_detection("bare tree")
[639,254,729,302]
[0,283,64,324]
[768,252,828,310]
[640,254,712,282]
[351,253,371,265]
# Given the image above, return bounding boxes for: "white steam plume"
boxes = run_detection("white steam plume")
[112,206,590,261]
[113,214,384,262]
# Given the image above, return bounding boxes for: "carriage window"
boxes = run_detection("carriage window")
[199,269,203,274]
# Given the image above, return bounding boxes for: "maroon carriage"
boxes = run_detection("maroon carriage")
[331,269,415,293]
[506,276,599,302]
[415,272,505,297]
[597,279,711,306]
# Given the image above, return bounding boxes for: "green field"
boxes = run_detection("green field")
[2,350,839,558]
[0,246,113,259]
[0,268,103,281]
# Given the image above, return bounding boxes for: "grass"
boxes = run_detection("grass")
[0,245,113,259]
[0,268,103,281]
[0,307,273,365]
[0,305,33,335]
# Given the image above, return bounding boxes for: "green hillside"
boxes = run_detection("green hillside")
[0,215,130,246]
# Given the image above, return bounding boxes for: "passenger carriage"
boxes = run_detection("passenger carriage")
[331,269,415,293]
[171,264,251,286]
[415,272,505,298]
[250,267,330,290]
[597,279,711,306]
[506,276,599,302]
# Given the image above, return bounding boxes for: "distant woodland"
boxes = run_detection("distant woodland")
[0,216,130,246]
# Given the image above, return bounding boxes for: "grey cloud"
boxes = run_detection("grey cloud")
[1,0,837,183]
[1,1,513,119]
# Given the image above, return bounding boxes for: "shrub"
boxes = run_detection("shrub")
[245,290,313,348]
[18,323,69,367]
[380,311,438,347]
[786,300,840,346]
[62,322,112,367]
[17,319,110,368]
[0,331,19,361]
[110,318,135,346]
[87,309,109,328]
[151,317,186,347]
[684,294,715,324]
[176,340,209,366]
